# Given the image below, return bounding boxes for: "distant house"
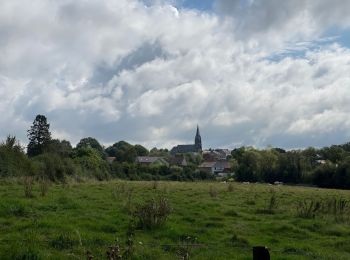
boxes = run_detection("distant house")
[135,156,169,167]
[198,160,231,174]
[198,161,216,174]
[168,156,188,167]
[106,157,116,164]
[202,149,231,161]
[170,126,202,155]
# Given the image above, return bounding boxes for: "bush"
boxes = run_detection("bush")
[32,153,66,182]
[0,136,33,177]
[134,196,171,229]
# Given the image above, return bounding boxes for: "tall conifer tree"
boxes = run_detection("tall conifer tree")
[27,115,51,157]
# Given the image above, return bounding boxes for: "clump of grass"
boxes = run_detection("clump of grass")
[227,183,234,192]
[39,177,50,197]
[124,186,134,215]
[296,199,321,219]
[151,181,158,190]
[230,233,249,247]
[224,209,238,217]
[134,195,171,229]
[257,189,278,214]
[8,203,28,217]
[50,233,76,250]
[176,236,198,260]
[209,186,218,198]
[322,197,348,221]
[23,176,34,198]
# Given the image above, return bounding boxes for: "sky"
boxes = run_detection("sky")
[1,0,350,150]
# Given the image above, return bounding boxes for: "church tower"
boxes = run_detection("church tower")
[194,125,202,151]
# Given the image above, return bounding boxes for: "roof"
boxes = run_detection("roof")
[214,161,231,169]
[168,156,188,166]
[136,156,163,163]
[170,144,199,155]
[199,162,216,168]
[106,157,116,163]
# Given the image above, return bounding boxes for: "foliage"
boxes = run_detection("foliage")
[0,136,32,177]
[27,115,51,157]
[45,139,73,157]
[73,147,110,180]
[76,137,105,158]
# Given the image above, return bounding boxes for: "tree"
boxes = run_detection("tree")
[45,139,73,157]
[76,137,104,157]
[0,135,32,177]
[27,115,51,157]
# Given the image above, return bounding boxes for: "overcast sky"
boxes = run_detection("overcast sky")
[1,0,350,150]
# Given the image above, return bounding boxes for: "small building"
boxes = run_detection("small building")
[198,161,216,174]
[106,157,116,164]
[198,160,231,174]
[167,156,188,167]
[135,156,169,167]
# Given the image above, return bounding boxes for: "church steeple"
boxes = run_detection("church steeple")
[195,125,202,151]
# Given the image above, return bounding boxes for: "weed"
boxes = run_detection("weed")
[50,233,76,250]
[134,195,171,229]
[322,197,348,221]
[230,233,249,247]
[23,176,34,198]
[267,189,277,212]
[296,199,321,219]
[209,186,218,198]
[176,236,198,260]
[151,181,158,190]
[124,187,134,215]
[227,183,234,192]
[8,203,28,217]
[39,177,49,197]
[257,189,278,214]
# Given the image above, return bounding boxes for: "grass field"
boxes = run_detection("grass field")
[0,179,350,259]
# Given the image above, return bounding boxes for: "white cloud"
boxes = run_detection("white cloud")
[1,0,350,149]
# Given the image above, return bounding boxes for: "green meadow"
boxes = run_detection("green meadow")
[0,180,350,259]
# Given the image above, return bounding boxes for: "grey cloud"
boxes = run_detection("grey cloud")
[1,0,350,150]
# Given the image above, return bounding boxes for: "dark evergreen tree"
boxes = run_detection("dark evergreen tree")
[27,115,51,157]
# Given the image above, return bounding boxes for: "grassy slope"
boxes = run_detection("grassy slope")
[0,180,349,259]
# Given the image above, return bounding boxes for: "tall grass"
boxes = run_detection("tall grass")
[23,176,34,198]
[134,195,171,229]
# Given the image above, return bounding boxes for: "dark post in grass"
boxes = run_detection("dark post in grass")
[253,246,270,260]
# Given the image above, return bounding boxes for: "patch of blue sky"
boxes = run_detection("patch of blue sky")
[266,28,350,63]
[180,0,214,11]
[142,0,214,11]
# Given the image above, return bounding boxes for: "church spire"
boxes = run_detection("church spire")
[195,125,202,151]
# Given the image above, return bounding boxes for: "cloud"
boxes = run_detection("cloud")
[1,0,350,150]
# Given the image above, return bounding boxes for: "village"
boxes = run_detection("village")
[106,126,233,178]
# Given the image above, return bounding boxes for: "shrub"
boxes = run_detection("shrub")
[134,196,171,229]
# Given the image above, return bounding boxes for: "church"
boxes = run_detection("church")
[170,126,202,155]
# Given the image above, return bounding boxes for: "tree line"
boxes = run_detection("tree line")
[0,115,210,182]
[1,114,350,189]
